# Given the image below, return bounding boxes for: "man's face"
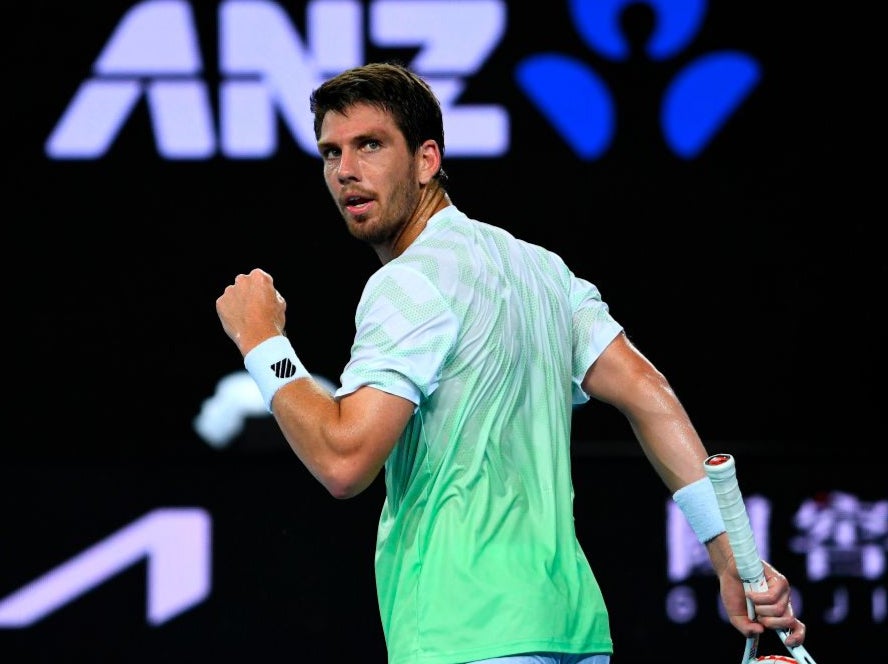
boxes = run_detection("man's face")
[317,102,420,246]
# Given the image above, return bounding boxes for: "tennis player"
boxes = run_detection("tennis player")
[215,61,807,664]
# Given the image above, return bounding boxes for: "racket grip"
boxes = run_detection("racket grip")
[704,453,819,664]
[704,453,766,588]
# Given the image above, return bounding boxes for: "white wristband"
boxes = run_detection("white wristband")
[673,477,727,544]
[243,335,310,412]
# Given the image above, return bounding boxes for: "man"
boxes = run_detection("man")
[216,61,806,664]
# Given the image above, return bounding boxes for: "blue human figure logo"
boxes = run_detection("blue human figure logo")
[515,0,761,159]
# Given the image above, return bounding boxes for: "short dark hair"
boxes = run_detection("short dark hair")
[310,61,448,187]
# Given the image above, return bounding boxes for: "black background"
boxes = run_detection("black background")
[4,2,884,662]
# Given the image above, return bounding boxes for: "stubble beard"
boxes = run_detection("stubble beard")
[343,174,419,247]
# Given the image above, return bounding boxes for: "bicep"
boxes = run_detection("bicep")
[274,380,415,498]
[581,332,666,411]
[337,385,415,467]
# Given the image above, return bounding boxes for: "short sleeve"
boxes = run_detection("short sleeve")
[334,264,459,405]
[570,275,624,405]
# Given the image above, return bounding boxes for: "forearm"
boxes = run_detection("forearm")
[271,379,382,498]
[624,375,711,492]
[584,334,712,492]
[622,375,730,547]
[240,334,392,498]
[703,531,735,577]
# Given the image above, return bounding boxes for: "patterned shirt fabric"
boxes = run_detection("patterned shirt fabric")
[335,205,624,664]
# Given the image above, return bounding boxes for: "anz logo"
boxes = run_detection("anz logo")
[46,0,760,162]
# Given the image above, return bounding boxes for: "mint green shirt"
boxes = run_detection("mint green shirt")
[336,206,623,664]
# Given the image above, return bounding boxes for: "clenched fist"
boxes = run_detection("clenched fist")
[216,268,288,357]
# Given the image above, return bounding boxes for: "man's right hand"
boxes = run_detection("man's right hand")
[216,267,288,357]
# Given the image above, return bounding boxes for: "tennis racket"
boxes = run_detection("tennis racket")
[703,453,818,664]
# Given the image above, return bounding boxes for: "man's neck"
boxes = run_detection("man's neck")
[376,187,451,264]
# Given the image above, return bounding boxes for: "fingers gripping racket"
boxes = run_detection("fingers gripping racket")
[703,454,818,664]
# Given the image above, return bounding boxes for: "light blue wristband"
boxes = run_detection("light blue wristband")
[243,335,309,412]
[673,477,727,544]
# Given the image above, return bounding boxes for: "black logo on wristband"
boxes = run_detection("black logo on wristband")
[270,358,298,379]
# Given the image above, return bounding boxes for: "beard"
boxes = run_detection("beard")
[342,172,420,247]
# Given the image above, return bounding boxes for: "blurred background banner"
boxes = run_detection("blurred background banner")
[4,1,883,662]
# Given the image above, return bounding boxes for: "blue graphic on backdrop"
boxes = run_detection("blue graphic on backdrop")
[516,0,761,159]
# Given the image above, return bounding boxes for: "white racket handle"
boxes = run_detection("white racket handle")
[704,454,765,584]
[704,453,818,664]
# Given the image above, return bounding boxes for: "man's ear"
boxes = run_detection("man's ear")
[417,139,442,185]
